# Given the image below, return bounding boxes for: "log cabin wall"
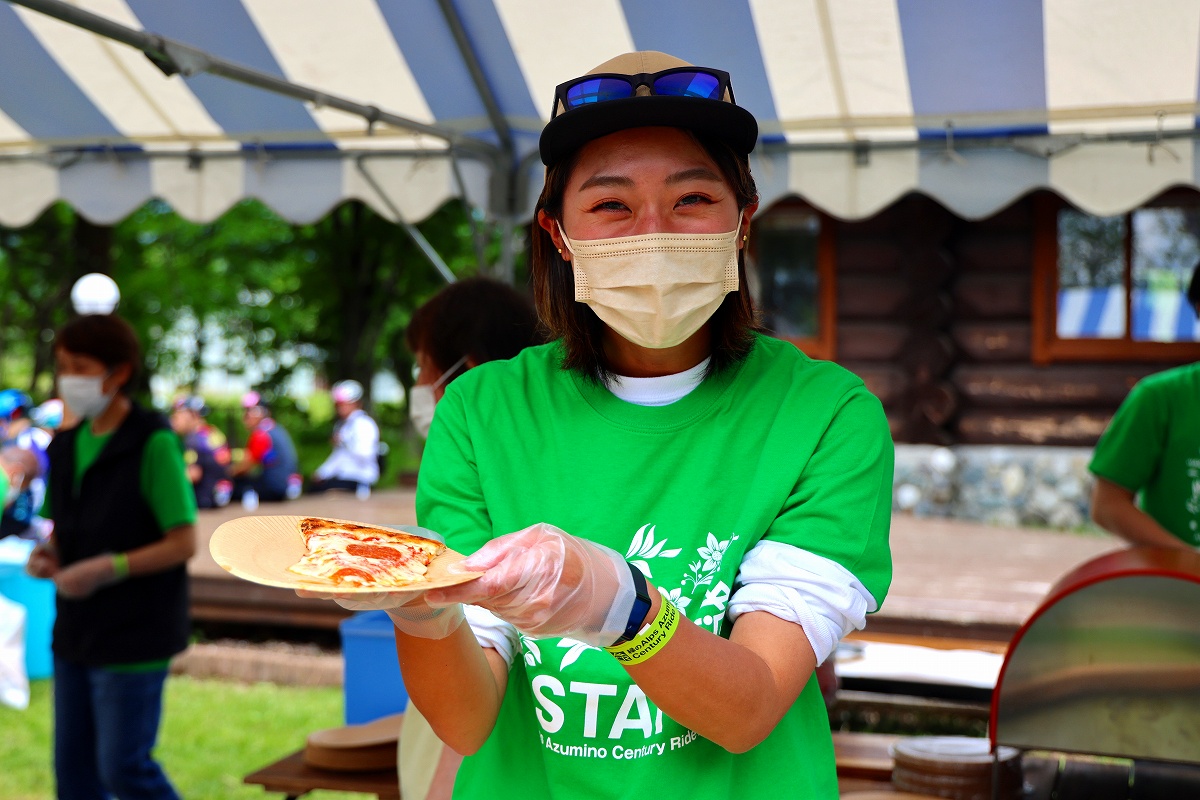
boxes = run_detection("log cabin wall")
[833,191,1167,446]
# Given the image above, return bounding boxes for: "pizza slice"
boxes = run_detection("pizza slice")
[287,517,445,588]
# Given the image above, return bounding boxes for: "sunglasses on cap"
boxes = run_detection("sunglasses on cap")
[551,67,734,119]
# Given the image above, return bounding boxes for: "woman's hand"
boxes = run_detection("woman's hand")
[25,540,59,580]
[426,523,636,648]
[54,553,118,598]
[297,587,465,639]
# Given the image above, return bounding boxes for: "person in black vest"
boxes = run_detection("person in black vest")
[26,314,195,800]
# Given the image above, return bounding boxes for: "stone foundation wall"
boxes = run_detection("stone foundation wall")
[893,444,1095,530]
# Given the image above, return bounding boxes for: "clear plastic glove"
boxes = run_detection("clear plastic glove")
[426,523,636,648]
[25,540,60,580]
[54,553,119,599]
[294,526,465,640]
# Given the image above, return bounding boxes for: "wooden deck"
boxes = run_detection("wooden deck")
[191,489,1121,638]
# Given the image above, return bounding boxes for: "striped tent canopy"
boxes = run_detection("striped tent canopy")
[5,0,1200,228]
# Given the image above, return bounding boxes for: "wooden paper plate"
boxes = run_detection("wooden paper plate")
[209,515,481,594]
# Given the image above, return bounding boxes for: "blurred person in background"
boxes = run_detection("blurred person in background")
[406,277,543,439]
[0,389,33,440]
[170,395,233,509]
[0,388,50,475]
[26,313,195,800]
[398,275,542,800]
[0,445,40,540]
[1,389,52,519]
[229,392,301,504]
[309,379,380,497]
[31,398,66,434]
[1090,261,1200,551]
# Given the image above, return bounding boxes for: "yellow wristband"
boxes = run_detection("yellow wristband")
[604,598,680,665]
[111,553,130,581]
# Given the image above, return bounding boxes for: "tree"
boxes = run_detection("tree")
[0,196,508,405]
[1057,210,1125,289]
[0,203,111,393]
[290,200,482,400]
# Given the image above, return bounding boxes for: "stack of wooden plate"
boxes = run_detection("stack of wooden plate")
[304,713,404,772]
[890,737,1021,800]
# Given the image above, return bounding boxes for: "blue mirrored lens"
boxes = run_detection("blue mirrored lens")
[653,71,721,100]
[565,78,634,108]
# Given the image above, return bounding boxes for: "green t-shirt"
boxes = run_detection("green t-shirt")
[417,335,893,800]
[1089,362,1200,547]
[45,424,197,532]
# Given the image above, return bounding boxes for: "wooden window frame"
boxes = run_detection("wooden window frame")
[747,201,837,361]
[1032,193,1200,364]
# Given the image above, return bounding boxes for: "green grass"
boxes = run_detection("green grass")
[1,677,371,800]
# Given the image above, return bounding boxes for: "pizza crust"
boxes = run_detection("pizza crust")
[288,518,445,588]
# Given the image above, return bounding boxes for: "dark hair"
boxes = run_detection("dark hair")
[1189,260,1200,308]
[54,314,141,394]
[406,277,543,378]
[532,130,760,383]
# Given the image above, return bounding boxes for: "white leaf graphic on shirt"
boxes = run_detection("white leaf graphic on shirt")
[557,638,597,669]
[658,586,692,615]
[521,634,542,668]
[684,532,738,590]
[625,524,682,579]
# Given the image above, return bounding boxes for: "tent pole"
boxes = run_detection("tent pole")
[448,154,490,274]
[435,0,521,284]
[6,0,500,163]
[356,158,456,285]
[401,221,458,286]
[435,0,515,160]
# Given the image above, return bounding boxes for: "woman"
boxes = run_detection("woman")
[27,313,195,800]
[405,276,542,439]
[334,52,892,799]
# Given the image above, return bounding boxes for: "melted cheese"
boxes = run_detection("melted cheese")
[288,522,442,588]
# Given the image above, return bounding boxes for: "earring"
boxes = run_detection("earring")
[742,234,748,242]
[557,248,563,255]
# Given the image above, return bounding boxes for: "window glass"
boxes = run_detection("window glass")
[750,209,820,339]
[1056,210,1126,339]
[1131,208,1200,342]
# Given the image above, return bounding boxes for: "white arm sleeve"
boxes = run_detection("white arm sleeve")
[312,454,336,480]
[464,604,520,668]
[727,540,878,665]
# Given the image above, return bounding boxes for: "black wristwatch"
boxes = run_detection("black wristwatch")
[612,562,653,646]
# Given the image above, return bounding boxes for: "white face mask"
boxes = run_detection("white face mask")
[409,356,468,439]
[408,385,437,440]
[560,224,741,349]
[59,374,115,420]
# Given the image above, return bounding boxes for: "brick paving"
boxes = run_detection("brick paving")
[878,514,1118,635]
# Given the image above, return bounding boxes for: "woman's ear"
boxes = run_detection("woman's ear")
[537,210,570,262]
[105,363,133,394]
[738,202,759,251]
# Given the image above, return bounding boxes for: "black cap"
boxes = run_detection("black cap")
[539,51,758,169]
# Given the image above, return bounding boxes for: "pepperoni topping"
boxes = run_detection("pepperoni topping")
[330,567,375,583]
[345,544,406,564]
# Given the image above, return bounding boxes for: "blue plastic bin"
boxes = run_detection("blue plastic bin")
[0,538,56,680]
[339,610,408,724]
